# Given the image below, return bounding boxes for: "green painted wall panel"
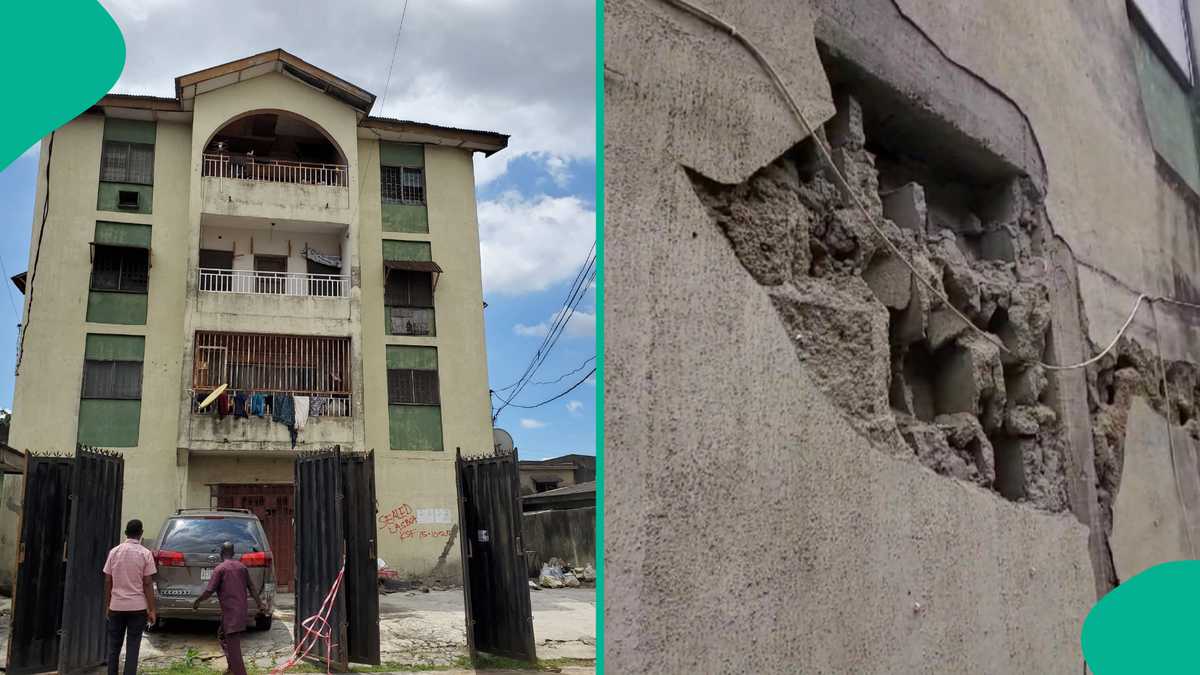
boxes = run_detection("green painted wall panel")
[97,183,153,214]
[77,399,141,447]
[382,240,432,262]
[84,334,145,361]
[382,203,429,233]
[388,405,443,451]
[386,345,438,370]
[95,221,152,248]
[1133,31,1200,191]
[103,118,157,145]
[86,292,148,325]
[380,142,424,167]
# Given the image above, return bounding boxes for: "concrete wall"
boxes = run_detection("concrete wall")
[604,0,1140,671]
[523,507,596,577]
[519,467,576,494]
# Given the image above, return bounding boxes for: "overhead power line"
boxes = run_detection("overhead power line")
[499,368,596,410]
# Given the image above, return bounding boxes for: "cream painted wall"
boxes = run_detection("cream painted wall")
[8,116,192,541]
[199,225,343,275]
[185,455,293,512]
[359,138,493,578]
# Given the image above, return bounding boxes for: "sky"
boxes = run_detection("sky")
[0,0,597,461]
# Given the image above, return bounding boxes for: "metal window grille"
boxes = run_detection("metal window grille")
[381,166,425,204]
[91,245,149,293]
[385,270,435,336]
[82,360,143,399]
[192,332,352,397]
[386,369,440,405]
[100,141,154,185]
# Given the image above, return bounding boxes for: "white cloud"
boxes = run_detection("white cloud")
[479,191,594,296]
[512,308,595,338]
[566,400,583,415]
[543,154,571,188]
[98,0,595,185]
[519,418,547,429]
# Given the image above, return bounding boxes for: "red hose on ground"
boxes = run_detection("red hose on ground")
[271,558,346,675]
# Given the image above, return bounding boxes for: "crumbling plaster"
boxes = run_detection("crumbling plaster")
[606,0,1097,671]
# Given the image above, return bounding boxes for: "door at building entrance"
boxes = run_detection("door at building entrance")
[215,484,295,591]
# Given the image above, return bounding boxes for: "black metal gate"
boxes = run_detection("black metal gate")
[455,448,536,662]
[59,448,125,672]
[293,447,379,670]
[5,448,124,675]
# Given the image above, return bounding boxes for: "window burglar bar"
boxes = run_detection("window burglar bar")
[380,165,425,204]
[198,268,348,297]
[201,153,348,187]
[191,332,352,415]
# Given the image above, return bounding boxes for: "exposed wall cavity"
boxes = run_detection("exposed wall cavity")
[689,77,1069,511]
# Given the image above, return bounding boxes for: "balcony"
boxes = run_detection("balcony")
[185,331,354,452]
[198,111,351,223]
[199,268,349,297]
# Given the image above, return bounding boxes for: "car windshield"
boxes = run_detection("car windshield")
[160,516,265,554]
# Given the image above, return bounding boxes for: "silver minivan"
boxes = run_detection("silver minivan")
[150,508,276,630]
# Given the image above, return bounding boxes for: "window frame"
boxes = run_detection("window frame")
[381,165,426,205]
[387,368,440,406]
[81,359,144,400]
[1130,0,1197,89]
[90,244,150,294]
[99,140,155,186]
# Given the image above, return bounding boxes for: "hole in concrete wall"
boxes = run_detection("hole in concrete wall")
[994,438,1025,500]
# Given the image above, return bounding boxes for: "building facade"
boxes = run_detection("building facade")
[609,0,1200,671]
[7,50,507,584]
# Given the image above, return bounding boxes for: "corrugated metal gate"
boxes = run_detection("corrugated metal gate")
[5,448,124,675]
[293,447,379,670]
[215,484,295,590]
[455,449,536,662]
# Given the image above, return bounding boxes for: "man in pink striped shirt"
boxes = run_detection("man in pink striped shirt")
[103,519,157,675]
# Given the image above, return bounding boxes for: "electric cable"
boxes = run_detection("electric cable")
[498,367,596,411]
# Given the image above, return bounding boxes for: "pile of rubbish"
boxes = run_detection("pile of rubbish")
[534,558,596,589]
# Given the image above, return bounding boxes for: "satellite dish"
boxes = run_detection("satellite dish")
[493,428,514,456]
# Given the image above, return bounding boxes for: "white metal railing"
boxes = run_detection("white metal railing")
[198,268,349,297]
[202,153,348,187]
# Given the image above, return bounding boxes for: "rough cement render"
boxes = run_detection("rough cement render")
[606,0,1095,671]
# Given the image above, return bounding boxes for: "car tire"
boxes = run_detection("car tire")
[255,614,273,631]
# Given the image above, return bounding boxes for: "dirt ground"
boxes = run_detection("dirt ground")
[0,587,596,673]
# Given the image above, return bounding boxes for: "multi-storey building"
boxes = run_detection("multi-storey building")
[6,50,507,585]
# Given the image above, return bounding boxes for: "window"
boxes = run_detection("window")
[385,270,435,336]
[100,141,154,185]
[91,245,149,293]
[533,479,560,493]
[307,258,340,297]
[160,517,265,554]
[254,255,287,294]
[117,191,140,209]
[387,368,440,405]
[1131,0,1194,85]
[82,359,143,399]
[381,165,425,204]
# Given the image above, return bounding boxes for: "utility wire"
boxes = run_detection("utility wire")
[378,0,410,114]
[654,0,1200,372]
[495,243,595,394]
[498,368,596,410]
[494,245,596,421]
[495,355,596,393]
[0,253,20,322]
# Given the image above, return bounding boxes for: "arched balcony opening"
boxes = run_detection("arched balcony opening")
[202,111,348,187]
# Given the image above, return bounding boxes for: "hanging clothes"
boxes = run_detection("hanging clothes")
[309,396,326,418]
[217,392,233,419]
[233,391,248,418]
[273,394,295,429]
[294,396,310,431]
[250,392,266,417]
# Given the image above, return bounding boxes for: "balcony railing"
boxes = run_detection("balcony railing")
[199,268,349,297]
[189,388,352,418]
[202,153,348,187]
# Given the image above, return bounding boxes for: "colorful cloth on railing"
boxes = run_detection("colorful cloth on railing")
[250,392,266,417]
[233,391,248,418]
[217,392,233,419]
[309,396,326,417]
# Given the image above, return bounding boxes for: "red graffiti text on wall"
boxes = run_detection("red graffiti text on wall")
[379,504,453,541]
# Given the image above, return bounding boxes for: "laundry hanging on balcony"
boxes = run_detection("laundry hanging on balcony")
[303,246,341,270]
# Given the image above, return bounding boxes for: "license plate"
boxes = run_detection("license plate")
[159,588,191,597]
[200,568,213,581]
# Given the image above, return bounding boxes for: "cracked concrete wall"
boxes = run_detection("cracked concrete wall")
[605,0,1096,671]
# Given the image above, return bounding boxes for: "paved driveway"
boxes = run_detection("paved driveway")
[0,587,595,672]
